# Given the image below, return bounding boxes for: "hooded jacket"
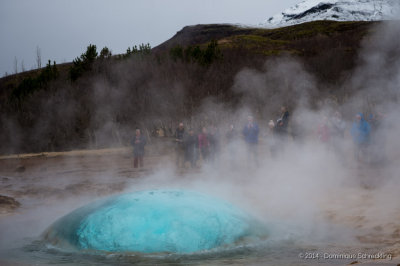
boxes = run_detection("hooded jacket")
[351,113,371,144]
[242,122,259,144]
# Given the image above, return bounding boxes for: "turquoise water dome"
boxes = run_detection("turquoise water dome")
[44,190,267,254]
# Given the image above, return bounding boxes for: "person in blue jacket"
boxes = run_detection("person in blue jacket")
[242,115,259,167]
[351,113,371,163]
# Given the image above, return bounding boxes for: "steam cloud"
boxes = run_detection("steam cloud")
[1,20,400,262]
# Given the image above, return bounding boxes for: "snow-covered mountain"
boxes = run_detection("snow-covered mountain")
[261,0,400,28]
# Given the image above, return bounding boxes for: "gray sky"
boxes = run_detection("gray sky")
[0,0,299,76]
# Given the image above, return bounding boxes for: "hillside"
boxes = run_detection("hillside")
[0,21,379,154]
[157,20,372,47]
[156,20,374,83]
[156,20,372,55]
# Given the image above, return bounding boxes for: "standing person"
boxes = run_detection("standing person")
[276,106,290,142]
[184,129,198,168]
[198,127,210,163]
[242,115,259,167]
[351,113,371,164]
[131,129,147,168]
[174,122,185,168]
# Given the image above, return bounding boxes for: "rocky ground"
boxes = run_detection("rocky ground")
[0,142,399,265]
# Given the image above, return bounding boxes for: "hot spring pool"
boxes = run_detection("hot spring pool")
[0,189,378,265]
[43,189,268,254]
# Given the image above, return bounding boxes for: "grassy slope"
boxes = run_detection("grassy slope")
[156,20,373,53]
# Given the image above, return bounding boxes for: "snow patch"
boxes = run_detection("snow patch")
[261,0,400,28]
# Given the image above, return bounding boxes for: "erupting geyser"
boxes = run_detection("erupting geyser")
[43,190,267,254]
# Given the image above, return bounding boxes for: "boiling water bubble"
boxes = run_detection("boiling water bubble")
[43,189,267,254]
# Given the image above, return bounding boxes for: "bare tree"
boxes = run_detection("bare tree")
[36,46,42,69]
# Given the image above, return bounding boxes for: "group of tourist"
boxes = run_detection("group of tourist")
[131,106,384,169]
[315,110,385,164]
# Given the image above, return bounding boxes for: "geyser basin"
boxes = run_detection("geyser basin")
[44,190,267,254]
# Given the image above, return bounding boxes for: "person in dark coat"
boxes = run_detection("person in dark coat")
[131,129,147,168]
[184,129,198,168]
[175,122,185,168]
[276,106,290,139]
[351,113,371,163]
[242,115,259,167]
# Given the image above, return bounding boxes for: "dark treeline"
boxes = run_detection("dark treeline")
[0,21,377,154]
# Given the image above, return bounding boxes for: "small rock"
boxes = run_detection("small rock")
[0,195,21,213]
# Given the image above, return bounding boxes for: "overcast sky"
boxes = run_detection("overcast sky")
[0,0,299,76]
